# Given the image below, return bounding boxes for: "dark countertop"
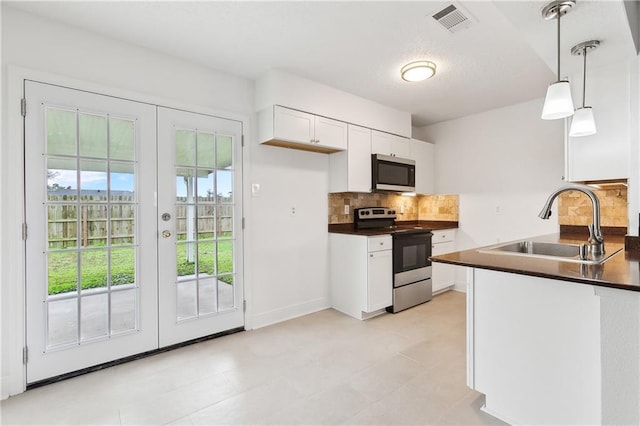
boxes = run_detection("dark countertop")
[328,220,458,236]
[431,233,640,292]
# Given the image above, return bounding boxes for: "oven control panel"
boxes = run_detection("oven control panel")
[355,207,396,220]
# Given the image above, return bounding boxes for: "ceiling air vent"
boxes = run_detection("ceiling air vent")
[432,4,473,33]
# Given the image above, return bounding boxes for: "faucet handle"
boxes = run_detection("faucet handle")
[579,243,589,261]
[587,224,596,244]
[587,223,604,244]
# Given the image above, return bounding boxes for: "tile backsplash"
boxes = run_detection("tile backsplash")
[558,187,628,227]
[328,192,459,224]
[418,194,459,221]
[330,188,626,228]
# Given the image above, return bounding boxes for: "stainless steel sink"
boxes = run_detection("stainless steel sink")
[478,240,622,264]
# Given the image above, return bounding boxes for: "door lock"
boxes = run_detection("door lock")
[161,213,171,221]
[162,230,171,238]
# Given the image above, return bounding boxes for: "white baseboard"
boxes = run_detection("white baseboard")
[454,282,467,293]
[1,375,9,400]
[433,285,454,296]
[249,297,330,330]
[480,402,519,425]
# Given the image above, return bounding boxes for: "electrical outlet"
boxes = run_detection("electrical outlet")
[290,207,296,216]
[344,205,350,215]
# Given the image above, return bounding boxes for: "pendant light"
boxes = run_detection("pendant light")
[569,40,600,137]
[541,0,575,120]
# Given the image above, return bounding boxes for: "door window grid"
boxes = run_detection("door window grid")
[174,128,236,321]
[44,106,139,349]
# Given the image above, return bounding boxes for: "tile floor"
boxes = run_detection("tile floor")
[1,291,506,425]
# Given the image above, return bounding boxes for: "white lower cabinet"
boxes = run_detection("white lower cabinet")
[330,233,392,320]
[431,229,456,293]
[469,268,600,424]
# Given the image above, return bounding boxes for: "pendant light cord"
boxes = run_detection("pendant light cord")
[556,11,561,80]
[582,47,587,108]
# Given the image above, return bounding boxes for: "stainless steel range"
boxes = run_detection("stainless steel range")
[354,207,433,313]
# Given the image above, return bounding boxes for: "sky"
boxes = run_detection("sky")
[49,169,233,198]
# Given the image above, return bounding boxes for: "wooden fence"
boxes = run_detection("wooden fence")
[47,195,233,249]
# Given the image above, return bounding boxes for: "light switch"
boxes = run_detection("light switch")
[251,183,261,197]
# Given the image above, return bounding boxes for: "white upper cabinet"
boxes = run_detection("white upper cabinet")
[329,124,372,193]
[565,61,630,182]
[371,130,410,158]
[258,105,347,153]
[410,138,435,194]
[274,106,314,142]
[315,115,348,150]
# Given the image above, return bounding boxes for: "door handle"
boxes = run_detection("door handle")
[162,230,171,238]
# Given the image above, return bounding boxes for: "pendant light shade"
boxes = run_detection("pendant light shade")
[569,106,596,136]
[542,81,574,119]
[540,0,575,120]
[569,40,600,137]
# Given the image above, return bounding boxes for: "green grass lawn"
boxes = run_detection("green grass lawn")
[48,236,234,294]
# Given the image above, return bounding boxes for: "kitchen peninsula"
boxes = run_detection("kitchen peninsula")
[432,232,640,425]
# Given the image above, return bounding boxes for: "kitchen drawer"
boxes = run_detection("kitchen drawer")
[368,235,392,252]
[432,229,455,244]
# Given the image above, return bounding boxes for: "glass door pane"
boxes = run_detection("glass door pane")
[45,106,140,347]
[174,130,236,320]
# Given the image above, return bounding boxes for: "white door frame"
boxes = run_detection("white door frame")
[2,66,252,398]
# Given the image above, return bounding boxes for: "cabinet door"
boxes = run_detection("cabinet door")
[371,130,392,155]
[315,116,348,150]
[432,241,456,292]
[347,124,371,192]
[274,106,314,144]
[371,130,410,158]
[390,134,410,158]
[432,230,456,292]
[367,250,392,312]
[410,139,434,194]
[565,62,630,181]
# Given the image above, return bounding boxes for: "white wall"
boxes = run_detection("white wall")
[255,70,411,137]
[416,98,565,290]
[0,6,333,398]
[246,145,330,327]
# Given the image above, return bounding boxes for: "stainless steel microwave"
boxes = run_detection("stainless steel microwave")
[371,154,416,192]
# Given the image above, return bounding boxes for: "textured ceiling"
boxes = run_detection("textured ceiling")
[5,1,637,127]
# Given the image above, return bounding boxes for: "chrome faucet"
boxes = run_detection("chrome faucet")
[538,184,604,257]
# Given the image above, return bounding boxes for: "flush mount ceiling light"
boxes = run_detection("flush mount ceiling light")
[401,61,437,82]
[541,0,575,120]
[569,40,600,137]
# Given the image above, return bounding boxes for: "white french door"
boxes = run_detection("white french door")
[157,107,244,347]
[24,81,244,384]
